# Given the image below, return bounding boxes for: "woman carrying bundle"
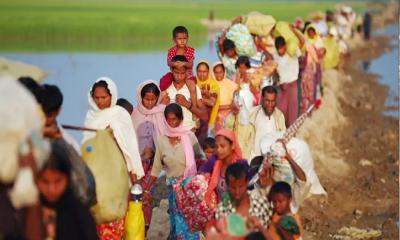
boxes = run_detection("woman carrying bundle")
[83,77,144,239]
[144,103,205,239]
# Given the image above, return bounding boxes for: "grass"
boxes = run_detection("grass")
[0,0,366,52]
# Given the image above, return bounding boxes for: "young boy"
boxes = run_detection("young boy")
[217,38,238,80]
[268,181,303,240]
[164,63,207,130]
[167,26,195,79]
[40,84,81,152]
[160,55,195,91]
[201,137,216,160]
[273,27,304,127]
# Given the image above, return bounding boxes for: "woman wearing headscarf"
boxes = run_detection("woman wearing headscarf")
[300,24,325,113]
[196,61,220,140]
[83,77,144,239]
[38,139,98,240]
[199,128,248,204]
[211,62,238,132]
[131,80,166,229]
[143,103,205,239]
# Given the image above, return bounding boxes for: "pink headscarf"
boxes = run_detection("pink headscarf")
[163,118,197,178]
[205,128,243,206]
[131,80,166,143]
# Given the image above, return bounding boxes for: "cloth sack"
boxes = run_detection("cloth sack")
[81,129,129,223]
[273,21,303,57]
[174,174,217,232]
[243,13,276,37]
[226,24,257,57]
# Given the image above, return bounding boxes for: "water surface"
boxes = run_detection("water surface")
[366,24,399,117]
[2,44,218,141]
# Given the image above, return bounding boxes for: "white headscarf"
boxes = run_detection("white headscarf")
[83,77,144,179]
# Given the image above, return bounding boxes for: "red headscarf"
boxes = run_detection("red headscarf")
[205,128,243,207]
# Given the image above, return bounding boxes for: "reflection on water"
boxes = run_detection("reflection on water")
[1,44,219,141]
[368,24,399,117]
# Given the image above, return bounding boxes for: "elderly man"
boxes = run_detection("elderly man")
[249,86,286,157]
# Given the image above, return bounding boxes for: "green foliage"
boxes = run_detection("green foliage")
[0,0,365,52]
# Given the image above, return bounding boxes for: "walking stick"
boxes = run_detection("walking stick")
[248,99,322,187]
[61,124,97,132]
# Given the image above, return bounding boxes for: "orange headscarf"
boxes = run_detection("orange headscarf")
[205,128,243,207]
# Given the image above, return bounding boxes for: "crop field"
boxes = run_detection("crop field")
[0,0,365,52]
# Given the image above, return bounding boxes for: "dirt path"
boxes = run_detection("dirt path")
[300,4,399,240]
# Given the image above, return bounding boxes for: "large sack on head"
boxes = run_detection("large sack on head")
[81,129,129,223]
[226,23,257,57]
[243,13,276,37]
[272,21,303,57]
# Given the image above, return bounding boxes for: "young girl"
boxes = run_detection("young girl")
[196,61,220,140]
[212,62,238,132]
[38,140,98,240]
[235,56,256,116]
[131,80,167,230]
[199,128,247,202]
[228,56,255,159]
[268,181,303,240]
[217,38,239,80]
[300,24,326,113]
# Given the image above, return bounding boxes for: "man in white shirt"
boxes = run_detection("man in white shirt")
[249,86,286,158]
[165,65,208,130]
[273,28,304,127]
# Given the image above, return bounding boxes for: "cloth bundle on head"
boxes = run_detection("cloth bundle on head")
[196,61,220,129]
[131,80,166,143]
[0,76,49,208]
[226,23,257,57]
[205,128,242,206]
[260,131,326,213]
[163,120,196,178]
[273,21,304,57]
[83,77,144,179]
[242,13,276,37]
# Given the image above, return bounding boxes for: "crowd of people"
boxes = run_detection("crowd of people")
[0,5,371,240]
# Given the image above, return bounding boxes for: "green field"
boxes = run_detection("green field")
[0,0,366,52]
